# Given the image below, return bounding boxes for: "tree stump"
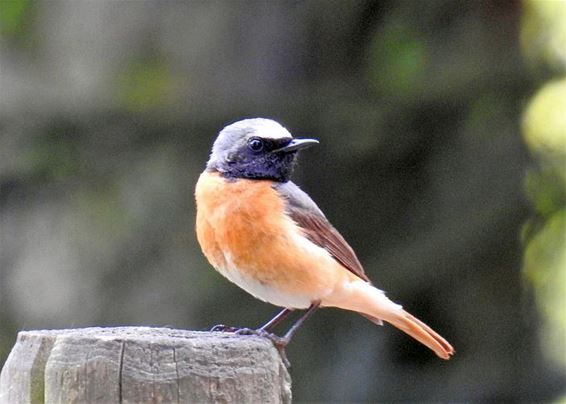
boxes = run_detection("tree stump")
[0,327,291,404]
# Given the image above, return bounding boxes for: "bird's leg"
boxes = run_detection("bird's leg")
[259,308,294,333]
[231,303,320,367]
[233,307,294,336]
[211,308,293,335]
[266,301,321,367]
[277,301,320,345]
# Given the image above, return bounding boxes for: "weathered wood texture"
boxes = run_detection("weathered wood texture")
[0,327,291,404]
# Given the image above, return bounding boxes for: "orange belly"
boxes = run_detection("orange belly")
[195,171,348,308]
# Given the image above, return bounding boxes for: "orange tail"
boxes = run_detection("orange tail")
[327,280,455,360]
[380,310,454,359]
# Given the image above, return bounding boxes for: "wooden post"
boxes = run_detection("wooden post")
[0,327,291,404]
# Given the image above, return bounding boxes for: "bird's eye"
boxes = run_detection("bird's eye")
[248,137,264,152]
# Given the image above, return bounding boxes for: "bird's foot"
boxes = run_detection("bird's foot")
[234,328,291,368]
[232,327,257,336]
[209,324,240,333]
[266,334,291,369]
[212,326,292,367]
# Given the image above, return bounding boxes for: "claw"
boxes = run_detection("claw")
[234,328,257,336]
[213,326,292,368]
[210,324,240,333]
[235,329,292,368]
[273,342,291,368]
[264,334,291,368]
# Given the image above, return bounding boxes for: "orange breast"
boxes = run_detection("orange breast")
[195,171,348,307]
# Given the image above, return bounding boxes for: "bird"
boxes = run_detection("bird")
[195,118,454,364]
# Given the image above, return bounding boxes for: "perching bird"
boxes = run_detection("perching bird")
[195,118,454,363]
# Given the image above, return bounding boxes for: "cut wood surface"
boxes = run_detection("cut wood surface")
[0,327,291,404]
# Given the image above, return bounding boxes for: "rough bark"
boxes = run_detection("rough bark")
[0,327,291,404]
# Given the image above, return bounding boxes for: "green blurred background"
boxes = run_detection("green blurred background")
[1,0,565,401]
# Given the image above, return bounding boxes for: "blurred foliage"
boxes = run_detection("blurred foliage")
[523,78,566,163]
[367,21,426,95]
[0,0,30,36]
[524,167,566,219]
[25,128,81,182]
[521,0,566,74]
[521,0,566,374]
[117,59,179,112]
[524,211,566,367]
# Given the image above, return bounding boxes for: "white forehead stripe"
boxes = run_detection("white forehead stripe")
[250,119,292,140]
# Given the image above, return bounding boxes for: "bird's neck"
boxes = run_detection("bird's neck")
[207,154,296,182]
[208,167,291,183]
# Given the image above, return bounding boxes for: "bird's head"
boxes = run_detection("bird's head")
[206,118,318,182]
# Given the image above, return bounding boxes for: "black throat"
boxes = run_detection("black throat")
[213,151,297,182]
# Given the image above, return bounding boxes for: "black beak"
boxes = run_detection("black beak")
[272,138,319,153]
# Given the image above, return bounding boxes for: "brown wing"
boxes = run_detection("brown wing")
[288,208,371,282]
[274,181,371,283]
